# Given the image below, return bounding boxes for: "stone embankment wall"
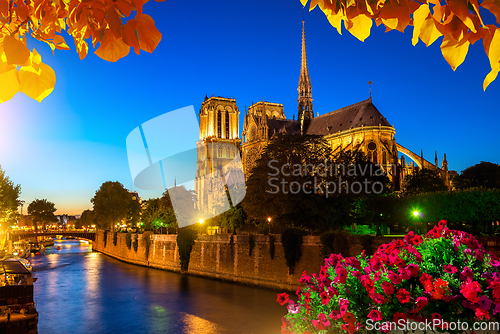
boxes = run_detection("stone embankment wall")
[92,232,500,291]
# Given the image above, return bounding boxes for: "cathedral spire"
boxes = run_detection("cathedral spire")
[298,19,313,129]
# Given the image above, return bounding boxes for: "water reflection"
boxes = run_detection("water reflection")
[31,240,284,333]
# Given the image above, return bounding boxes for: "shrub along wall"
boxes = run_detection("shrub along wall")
[92,232,500,291]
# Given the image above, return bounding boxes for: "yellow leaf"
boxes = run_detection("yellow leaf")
[483,28,500,90]
[0,67,19,103]
[345,14,372,41]
[310,0,320,11]
[95,30,130,62]
[412,4,430,46]
[365,0,374,15]
[440,34,470,71]
[32,49,42,66]
[323,8,343,35]
[3,35,30,65]
[19,62,56,102]
[419,17,442,46]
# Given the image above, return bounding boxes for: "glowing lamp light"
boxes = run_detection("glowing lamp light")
[199,220,203,224]
[267,217,272,223]
[413,211,419,217]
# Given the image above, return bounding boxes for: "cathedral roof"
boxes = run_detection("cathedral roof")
[305,98,393,136]
[266,119,301,138]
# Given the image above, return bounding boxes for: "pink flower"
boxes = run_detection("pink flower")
[478,295,492,310]
[339,298,350,307]
[370,292,385,304]
[335,266,348,284]
[490,260,500,267]
[329,309,342,320]
[299,270,312,284]
[459,267,474,281]
[461,280,481,303]
[398,267,411,280]
[393,312,407,324]
[287,300,301,314]
[312,313,331,330]
[320,290,330,305]
[443,264,458,274]
[381,281,395,295]
[388,271,402,285]
[475,308,491,320]
[416,296,428,310]
[341,322,356,334]
[368,309,383,321]
[407,263,420,277]
[397,288,411,303]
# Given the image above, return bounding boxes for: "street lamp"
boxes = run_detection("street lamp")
[267,217,272,234]
[199,220,203,234]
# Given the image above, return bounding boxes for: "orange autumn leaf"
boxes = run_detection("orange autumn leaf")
[447,0,477,32]
[106,5,123,38]
[481,0,500,25]
[0,0,164,104]
[3,36,31,65]
[122,14,161,54]
[95,30,130,62]
[122,19,141,54]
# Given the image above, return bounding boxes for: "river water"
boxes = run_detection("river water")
[31,239,286,334]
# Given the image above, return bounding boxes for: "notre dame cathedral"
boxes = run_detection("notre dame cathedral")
[194,21,451,214]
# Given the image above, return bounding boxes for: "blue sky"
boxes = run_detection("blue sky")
[0,0,498,215]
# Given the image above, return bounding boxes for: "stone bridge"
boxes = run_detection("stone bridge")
[11,231,95,241]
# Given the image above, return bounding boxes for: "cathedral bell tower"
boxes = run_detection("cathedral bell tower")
[298,20,314,134]
[195,96,240,214]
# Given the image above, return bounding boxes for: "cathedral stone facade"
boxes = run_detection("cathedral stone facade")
[195,21,450,213]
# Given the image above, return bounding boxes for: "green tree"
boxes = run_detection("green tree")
[401,168,448,196]
[159,186,196,228]
[91,181,139,231]
[27,199,57,231]
[0,166,21,226]
[243,134,391,231]
[80,209,95,228]
[454,162,500,190]
[356,193,398,236]
[142,197,178,233]
[242,134,334,229]
[219,205,247,232]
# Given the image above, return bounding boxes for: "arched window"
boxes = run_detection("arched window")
[373,151,378,164]
[383,151,387,165]
[218,145,223,158]
[217,110,222,138]
[225,111,230,139]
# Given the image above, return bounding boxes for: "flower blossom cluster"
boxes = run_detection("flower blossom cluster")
[279,221,500,333]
